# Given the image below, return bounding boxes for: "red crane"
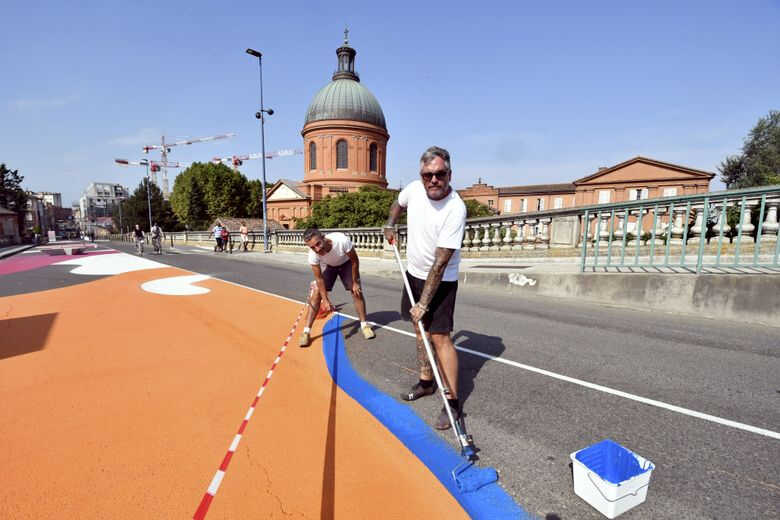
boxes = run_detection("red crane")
[141,132,235,197]
[211,149,302,171]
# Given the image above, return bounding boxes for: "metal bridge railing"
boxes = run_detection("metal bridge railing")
[579,185,780,273]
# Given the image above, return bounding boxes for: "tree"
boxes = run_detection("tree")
[719,110,780,188]
[170,162,253,226]
[247,179,276,219]
[464,199,495,218]
[296,186,402,229]
[0,163,27,214]
[170,169,208,229]
[114,180,182,232]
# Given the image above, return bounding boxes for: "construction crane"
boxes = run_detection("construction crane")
[141,132,235,197]
[114,159,189,172]
[210,149,302,171]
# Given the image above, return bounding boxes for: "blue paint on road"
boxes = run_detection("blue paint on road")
[321,314,535,519]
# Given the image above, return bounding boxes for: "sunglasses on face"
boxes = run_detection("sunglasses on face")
[420,170,449,182]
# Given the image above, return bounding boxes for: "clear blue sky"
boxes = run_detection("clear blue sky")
[2,1,778,206]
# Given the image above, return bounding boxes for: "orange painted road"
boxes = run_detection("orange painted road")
[0,253,468,518]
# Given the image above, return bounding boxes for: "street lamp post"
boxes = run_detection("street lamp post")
[143,160,153,232]
[246,48,273,253]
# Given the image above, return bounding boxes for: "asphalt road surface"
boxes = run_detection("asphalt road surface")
[108,242,780,519]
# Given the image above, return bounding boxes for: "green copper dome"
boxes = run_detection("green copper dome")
[305,79,386,129]
[304,40,386,130]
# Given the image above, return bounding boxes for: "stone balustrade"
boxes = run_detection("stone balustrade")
[109,185,780,273]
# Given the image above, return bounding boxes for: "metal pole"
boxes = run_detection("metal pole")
[145,163,153,232]
[258,56,269,253]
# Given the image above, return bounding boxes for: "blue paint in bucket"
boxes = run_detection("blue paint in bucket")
[575,439,651,484]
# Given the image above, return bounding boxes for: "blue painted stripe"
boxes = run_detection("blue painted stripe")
[321,314,535,519]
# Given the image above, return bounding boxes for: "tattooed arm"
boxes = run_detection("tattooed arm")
[410,246,454,323]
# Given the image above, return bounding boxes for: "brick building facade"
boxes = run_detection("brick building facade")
[458,157,715,215]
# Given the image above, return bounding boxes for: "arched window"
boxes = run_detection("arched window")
[309,141,317,170]
[336,139,348,169]
[369,143,377,172]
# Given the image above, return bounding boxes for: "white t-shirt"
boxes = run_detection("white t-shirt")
[398,180,466,282]
[308,232,353,269]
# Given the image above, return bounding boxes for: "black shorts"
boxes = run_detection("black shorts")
[322,260,354,291]
[400,272,458,334]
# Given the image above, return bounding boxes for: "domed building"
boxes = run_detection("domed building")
[265,33,389,228]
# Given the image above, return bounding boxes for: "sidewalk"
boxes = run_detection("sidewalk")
[159,242,780,328]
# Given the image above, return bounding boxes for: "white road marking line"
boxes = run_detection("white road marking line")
[339,312,780,441]
[171,263,780,441]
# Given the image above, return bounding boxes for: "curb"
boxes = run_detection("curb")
[0,245,35,259]
[458,271,780,328]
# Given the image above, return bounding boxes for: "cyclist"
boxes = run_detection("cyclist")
[150,222,164,254]
[132,224,145,255]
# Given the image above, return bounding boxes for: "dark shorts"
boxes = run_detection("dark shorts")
[322,259,354,291]
[400,272,458,334]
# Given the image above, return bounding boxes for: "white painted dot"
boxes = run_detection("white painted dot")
[141,274,211,295]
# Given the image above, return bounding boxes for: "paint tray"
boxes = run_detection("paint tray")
[570,439,654,518]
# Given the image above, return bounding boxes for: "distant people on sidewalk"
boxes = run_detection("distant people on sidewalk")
[239,221,249,251]
[211,223,223,252]
[221,226,231,253]
[299,228,375,347]
[384,145,467,430]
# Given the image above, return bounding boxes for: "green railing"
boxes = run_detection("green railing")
[580,185,780,273]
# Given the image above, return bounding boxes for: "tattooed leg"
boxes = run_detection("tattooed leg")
[416,334,434,380]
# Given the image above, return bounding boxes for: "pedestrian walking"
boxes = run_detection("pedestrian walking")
[211,223,223,252]
[383,146,467,430]
[221,226,231,253]
[239,221,249,252]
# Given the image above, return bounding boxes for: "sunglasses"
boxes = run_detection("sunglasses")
[420,170,449,182]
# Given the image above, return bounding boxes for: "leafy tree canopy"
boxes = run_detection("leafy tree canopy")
[0,163,27,214]
[464,198,495,218]
[247,178,278,220]
[720,110,780,188]
[296,186,402,229]
[113,180,182,232]
[170,162,261,228]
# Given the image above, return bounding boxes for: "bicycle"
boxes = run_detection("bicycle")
[135,239,144,255]
[152,236,162,255]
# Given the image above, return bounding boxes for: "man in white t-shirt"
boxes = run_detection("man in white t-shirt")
[299,228,375,347]
[384,146,467,430]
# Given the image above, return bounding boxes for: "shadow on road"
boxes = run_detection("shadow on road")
[452,329,506,407]
[0,313,57,360]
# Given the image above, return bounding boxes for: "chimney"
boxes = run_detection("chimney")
[598,167,608,171]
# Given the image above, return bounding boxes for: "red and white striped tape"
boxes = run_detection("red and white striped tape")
[193,306,306,520]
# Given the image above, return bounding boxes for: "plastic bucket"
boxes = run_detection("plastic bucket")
[570,439,654,518]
